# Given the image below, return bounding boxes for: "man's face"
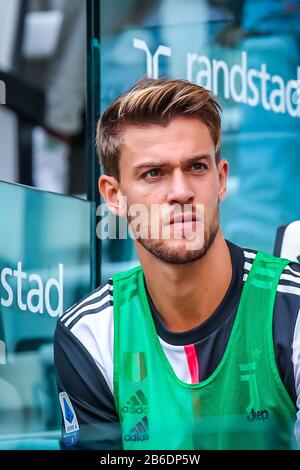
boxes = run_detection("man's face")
[116,116,228,264]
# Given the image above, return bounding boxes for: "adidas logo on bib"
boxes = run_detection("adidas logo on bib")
[124,416,149,442]
[121,390,148,415]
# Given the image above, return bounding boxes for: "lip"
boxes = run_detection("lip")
[169,213,198,225]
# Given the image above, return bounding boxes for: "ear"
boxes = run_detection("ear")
[98,175,127,217]
[217,159,229,203]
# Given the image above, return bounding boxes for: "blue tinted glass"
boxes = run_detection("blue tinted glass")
[98,0,300,276]
[0,181,94,448]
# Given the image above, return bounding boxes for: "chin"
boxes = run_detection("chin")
[137,238,209,265]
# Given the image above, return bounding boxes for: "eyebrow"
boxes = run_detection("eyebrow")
[185,154,213,165]
[133,154,213,174]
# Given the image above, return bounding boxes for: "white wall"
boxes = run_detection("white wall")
[0,107,18,182]
[0,0,20,71]
[0,0,20,181]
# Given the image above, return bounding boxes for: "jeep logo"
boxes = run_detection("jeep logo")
[247,408,269,422]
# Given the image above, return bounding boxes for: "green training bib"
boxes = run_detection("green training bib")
[113,252,297,450]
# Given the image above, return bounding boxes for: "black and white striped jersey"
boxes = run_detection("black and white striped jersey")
[54,241,300,449]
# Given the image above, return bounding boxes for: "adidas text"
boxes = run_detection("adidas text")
[122,404,148,414]
[124,433,149,442]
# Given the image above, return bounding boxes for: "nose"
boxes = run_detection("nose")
[166,169,194,205]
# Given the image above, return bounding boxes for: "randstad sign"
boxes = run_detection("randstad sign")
[133,39,300,119]
[0,261,63,317]
[0,180,94,331]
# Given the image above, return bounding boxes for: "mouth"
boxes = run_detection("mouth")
[169,213,198,225]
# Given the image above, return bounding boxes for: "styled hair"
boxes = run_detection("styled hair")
[96,77,222,180]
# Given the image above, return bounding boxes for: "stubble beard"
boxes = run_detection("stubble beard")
[135,205,220,265]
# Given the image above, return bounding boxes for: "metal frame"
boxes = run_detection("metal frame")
[86,0,101,288]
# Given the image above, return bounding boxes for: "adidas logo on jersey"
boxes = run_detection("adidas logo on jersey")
[121,390,148,415]
[124,416,149,442]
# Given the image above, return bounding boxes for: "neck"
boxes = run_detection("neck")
[136,231,232,332]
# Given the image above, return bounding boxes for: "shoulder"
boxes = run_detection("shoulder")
[59,278,114,331]
[231,242,300,320]
[56,278,114,392]
[241,247,300,299]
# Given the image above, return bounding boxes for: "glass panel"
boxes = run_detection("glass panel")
[0,0,87,195]
[94,0,300,279]
[0,181,95,448]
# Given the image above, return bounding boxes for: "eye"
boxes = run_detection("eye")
[191,162,207,172]
[143,169,161,179]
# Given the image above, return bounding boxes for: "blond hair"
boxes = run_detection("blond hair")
[96,77,222,180]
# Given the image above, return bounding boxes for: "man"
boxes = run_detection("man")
[54,78,300,450]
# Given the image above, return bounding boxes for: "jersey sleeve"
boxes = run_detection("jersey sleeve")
[276,261,300,447]
[54,319,122,449]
